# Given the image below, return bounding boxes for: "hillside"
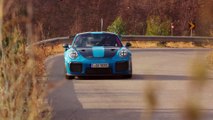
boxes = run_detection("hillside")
[4,0,213,38]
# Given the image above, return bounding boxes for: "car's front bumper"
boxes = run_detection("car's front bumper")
[65,58,132,76]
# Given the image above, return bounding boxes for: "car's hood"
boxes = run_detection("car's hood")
[75,47,120,58]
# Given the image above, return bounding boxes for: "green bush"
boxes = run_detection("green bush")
[146,15,171,36]
[107,17,126,35]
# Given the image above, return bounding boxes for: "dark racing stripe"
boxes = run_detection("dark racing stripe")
[76,48,93,58]
[76,47,119,58]
[104,47,119,58]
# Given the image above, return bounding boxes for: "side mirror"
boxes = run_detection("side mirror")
[69,35,75,39]
[125,42,132,48]
[63,44,69,48]
[118,34,122,40]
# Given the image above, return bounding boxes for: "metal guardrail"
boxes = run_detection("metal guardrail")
[33,36,70,45]
[34,35,213,46]
[122,35,213,42]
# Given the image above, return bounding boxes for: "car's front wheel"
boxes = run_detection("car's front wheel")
[65,66,75,80]
[124,74,132,79]
[65,74,75,80]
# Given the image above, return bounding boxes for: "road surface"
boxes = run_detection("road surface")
[46,48,213,120]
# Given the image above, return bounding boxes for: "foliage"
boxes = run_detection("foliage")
[0,28,51,120]
[0,1,51,119]
[145,15,171,36]
[208,51,213,67]
[107,17,126,35]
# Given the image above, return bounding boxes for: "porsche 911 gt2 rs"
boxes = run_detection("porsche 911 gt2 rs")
[63,32,132,79]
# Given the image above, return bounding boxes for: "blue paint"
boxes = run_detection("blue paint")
[92,46,104,57]
[64,32,132,76]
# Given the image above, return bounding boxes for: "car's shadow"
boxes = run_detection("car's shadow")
[76,76,130,80]
[132,74,192,80]
[75,74,192,81]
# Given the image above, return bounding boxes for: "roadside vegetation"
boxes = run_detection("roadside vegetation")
[107,17,126,35]
[107,15,213,48]
[0,1,51,120]
[209,33,213,68]
[129,41,213,48]
[145,15,171,36]
[208,52,213,68]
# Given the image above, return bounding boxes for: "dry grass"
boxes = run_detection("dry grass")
[38,44,64,57]
[207,51,213,68]
[128,41,213,48]
[166,42,195,48]
[0,1,51,120]
[128,41,159,48]
[0,28,51,120]
[27,44,64,77]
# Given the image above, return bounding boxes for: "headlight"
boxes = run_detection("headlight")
[119,49,128,57]
[69,50,78,59]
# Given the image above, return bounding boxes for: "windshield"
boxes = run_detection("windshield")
[73,33,122,47]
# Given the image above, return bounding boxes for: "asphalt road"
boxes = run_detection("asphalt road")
[46,48,213,120]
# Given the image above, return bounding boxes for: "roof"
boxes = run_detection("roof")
[76,31,118,36]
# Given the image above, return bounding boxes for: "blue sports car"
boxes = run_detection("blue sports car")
[63,32,132,79]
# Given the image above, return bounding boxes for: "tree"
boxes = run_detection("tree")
[107,17,126,35]
[146,15,171,36]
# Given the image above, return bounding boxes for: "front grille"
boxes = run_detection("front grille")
[116,61,129,72]
[86,68,112,75]
[70,63,82,72]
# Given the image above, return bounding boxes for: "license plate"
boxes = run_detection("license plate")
[91,63,109,68]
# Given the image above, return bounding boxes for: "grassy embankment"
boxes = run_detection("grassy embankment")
[0,1,51,120]
[208,51,213,68]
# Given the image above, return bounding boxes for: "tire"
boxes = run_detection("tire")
[65,66,75,80]
[124,74,132,79]
[65,74,75,80]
